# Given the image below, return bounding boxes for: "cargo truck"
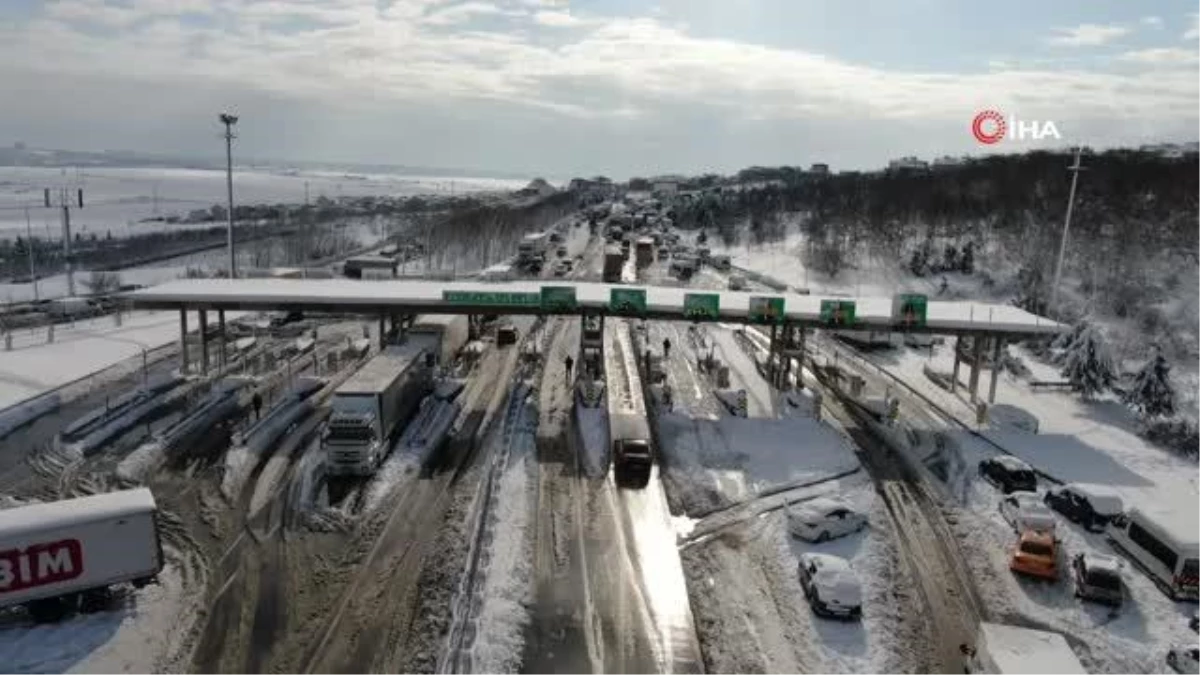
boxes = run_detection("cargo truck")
[605,321,654,488]
[963,623,1086,674]
[0,488,164,622]
[323,343,433,476]
[408,314,470,366]
[635,237,655,268]
[603,246,626,283]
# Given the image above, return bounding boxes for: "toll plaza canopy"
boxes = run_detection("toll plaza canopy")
[125,278,1066,337]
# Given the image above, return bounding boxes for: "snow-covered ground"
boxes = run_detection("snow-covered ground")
[682,474,928,673]
[0,166,526,240]
[823,339,1198,672]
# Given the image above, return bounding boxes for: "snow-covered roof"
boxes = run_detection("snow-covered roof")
[792,496,848,517]
[978,623,1086,674]
[1064,483,1124,516]
[990,455,1033,472]
[336,342,428,394]
[1128,504,1200,550]
[1081,552,1123,575]
[126,279,1066,336]
[0,488,157,540]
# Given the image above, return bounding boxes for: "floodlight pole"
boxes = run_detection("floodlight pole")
[1050,147,1085,318]
[220,113,239,278]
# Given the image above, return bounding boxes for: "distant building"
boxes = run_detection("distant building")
[932,155,965,170]
[809,163,830,175]
[888,156,929,171]
[652,181,678,196]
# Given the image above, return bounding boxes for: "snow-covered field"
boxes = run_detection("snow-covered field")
[0,166,526,240]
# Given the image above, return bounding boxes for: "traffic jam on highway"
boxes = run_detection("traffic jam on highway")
[1,197,1198,675]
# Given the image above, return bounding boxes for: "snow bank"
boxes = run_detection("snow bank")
[0,392,61,440]
[656,412,861,517]
[575,406,608,478]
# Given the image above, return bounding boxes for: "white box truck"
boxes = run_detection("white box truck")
[323,343,433,476]
[964,622,1086,674]
[0,488,163,622]
[409,314,470,367]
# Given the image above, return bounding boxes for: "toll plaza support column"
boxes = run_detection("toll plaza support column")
[217,310,227,368]
[179,309,190,373]
[969,336,985,402]
[768,324,779,386]
[378,314,386,350]
[198,310,210,374]
[988,335,1004,404]
[951,336,962,393]
[780,323,794,387]
[797,327,807,389]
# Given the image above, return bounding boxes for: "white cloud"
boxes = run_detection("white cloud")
[1185,13,1199,40]
[0,0,1195,173]
[1118,47,1199,64]
[1141,16,1163,28]
[533,10,589,27]
[421,1,517,26]
[1046,23,1130,47]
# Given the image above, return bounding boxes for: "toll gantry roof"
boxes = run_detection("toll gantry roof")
[125,278,1066,336]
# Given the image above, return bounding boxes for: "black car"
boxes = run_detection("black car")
[269,310,304,328]
[978,456,1037,494]
[1043,483,1124,532]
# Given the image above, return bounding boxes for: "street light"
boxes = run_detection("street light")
[219,113,239,278]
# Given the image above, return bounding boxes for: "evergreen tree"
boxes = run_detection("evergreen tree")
[960,241,975,274]
[1123,350,1175,418]
[1060,323,1117,398]
[909,247,927,276]
[942,244,959,272]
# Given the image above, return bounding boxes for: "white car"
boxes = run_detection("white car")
[1167,646,1199,674]
[786,497,868,542]
[797,553,863,620]
[998,492,1058,536]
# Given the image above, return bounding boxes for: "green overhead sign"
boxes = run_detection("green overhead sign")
[683,293,720,320]
[820,299,857,327]
[609,287,647,314]
[540,286,577,311]
[893,293,928,327]
[443,290,540,306]
[748,296,785,324]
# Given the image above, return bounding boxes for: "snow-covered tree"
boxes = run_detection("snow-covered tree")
[1060,323,1117,399]
[1123,350,1175,418]
[959,241,975,274]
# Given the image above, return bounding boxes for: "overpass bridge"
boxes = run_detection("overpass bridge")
[124,278,1066,404]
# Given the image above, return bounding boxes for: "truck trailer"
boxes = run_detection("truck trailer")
[0,488,164,622]
[323,343,433,476]
[408,314,470,367]
[965,622,1086,674]
[603,246,626,283]
[635,237,655,268]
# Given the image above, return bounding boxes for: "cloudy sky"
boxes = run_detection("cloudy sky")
[0,0,1196,178]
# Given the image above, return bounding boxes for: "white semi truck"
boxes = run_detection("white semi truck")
[0,488,164,622]
[323,342,434,476]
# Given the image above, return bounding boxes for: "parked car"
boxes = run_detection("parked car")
[797,553,863,620]
[999,493,1057,536]
[1167,646,1199,674]
[978,456,1037,493]
[270,310,305,328]
[786,497,868,543]
[1072,552,1124,606]
[1044,483,1124,532]
[1010,530,1059,580]
[727,274,747,291]
[1106,506,1198,601]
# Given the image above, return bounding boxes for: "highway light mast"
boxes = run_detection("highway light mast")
[220,112,239,278]
[1050,147,1086,319]
[43,182,84,297]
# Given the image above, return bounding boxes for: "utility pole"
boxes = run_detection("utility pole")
[1050,147,1085,319]
[219,112,239,278]
[24,206,37,301]
[43,184,83,297]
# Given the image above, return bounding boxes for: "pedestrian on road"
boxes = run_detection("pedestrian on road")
[662,337,672,361]
[252,391,263,421]
[564,354,574,384]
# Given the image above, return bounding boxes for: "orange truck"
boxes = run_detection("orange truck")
[1010,530,1059,580]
